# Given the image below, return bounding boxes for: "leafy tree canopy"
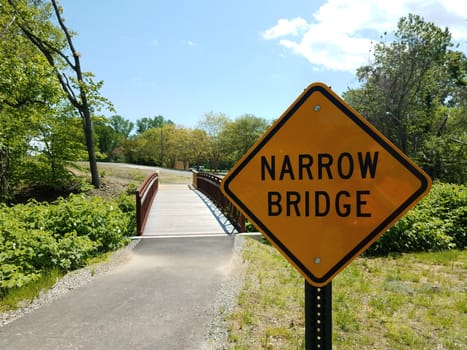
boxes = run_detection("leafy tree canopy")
[343,14,466,183]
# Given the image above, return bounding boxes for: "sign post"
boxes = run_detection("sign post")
[221,82,431,347]
[305,281,332,350]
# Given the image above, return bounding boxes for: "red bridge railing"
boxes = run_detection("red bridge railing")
[193,171,246,233]
[136,172,159,235]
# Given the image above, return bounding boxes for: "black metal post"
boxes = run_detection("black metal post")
[305,281,332,349]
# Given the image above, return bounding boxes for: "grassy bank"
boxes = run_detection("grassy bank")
[93,162,192,185]
[229,238,466,349]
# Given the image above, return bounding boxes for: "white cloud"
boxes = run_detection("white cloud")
[263,0,467,72]
[262,17,309,39]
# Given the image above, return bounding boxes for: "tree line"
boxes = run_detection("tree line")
[94,112,271,171]
[1,1,466,203]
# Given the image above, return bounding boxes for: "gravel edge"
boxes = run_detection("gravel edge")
[201,235,247,350]
[0,238,141,328]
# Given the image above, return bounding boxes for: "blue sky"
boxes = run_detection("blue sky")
[60,0,466,128]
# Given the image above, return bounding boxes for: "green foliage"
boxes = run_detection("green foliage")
[0,194,135,297]
[367,182,466,255]
[0,0,109,197]
[125,123,209,169]
[124,112,270,171]
[343,14,466,184]
[219,114,270,166]
[1,0,116,192]
[245,220,258,233]
[94,115,135,161]
[136,115,174,134]
[419,106,467,184]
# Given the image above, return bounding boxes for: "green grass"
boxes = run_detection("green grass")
[228,238,467,349]
[0,253,113,312]
[93,162,192,184]
[0,269,64,312]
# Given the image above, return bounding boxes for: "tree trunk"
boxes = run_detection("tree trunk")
[82,108,100,188]
[0,144,10,200]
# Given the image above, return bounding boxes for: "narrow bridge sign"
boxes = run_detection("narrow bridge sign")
[221,82,431,287]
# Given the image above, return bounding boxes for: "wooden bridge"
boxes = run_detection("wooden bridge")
[135,171,246,237]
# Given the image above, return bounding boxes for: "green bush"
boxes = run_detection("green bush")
[40,194,134,252]
[0,194,135,296]
[367,182,466,255]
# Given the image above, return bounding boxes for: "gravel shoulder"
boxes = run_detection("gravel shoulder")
[201,236,247,349]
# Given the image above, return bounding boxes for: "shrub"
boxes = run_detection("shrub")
[367,182,466,255]
[0,194,135,296]
[40,194,133,252]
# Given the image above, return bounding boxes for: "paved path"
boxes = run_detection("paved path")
[0,184,241,349]
[0,237,239,350]
[144,184,234,236]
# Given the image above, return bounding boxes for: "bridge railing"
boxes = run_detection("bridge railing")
[193,171,246,233]
[136,172,159,235]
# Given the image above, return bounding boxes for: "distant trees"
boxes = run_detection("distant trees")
[96,112,270,171]
[344,14,466,184]
[193,112,270,170]
[219,114,270,165]
[94,115,134,161]
[196,112,230,170]
[136,115,174,134]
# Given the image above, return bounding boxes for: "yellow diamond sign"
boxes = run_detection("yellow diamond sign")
[221,82,431,287]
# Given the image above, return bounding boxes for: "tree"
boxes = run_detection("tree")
[419,105,467,184]
[197,112,230,171]
[343,14,466,182]
[345,14,452,153]
[1,2,63,199]
[94,115,134,160]
[219,114,270,165]
[110,115,134,139]
[136,115,173,134]
[188,129,209,168]
[5,0,112,188]
[26,104,86,189]
[93,118,115,158]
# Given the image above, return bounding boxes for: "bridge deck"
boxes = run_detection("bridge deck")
[143,184,233,236]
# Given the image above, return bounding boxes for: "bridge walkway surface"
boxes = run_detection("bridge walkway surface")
[0,184,242,350]
[143,184,235,236]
